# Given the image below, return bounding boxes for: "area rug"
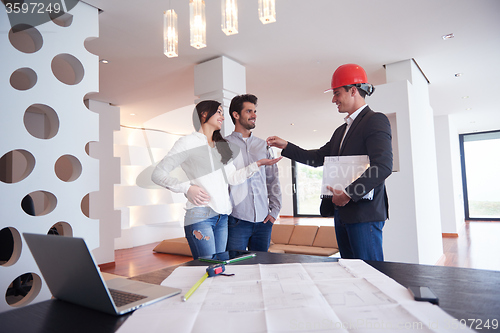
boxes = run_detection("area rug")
[128,264,181,285]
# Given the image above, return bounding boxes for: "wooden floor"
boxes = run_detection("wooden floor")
[439,220,500,271]
[100,218,500,278]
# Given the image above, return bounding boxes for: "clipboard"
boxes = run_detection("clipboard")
[320,155,373,200]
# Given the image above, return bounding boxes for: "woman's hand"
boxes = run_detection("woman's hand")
[187,185,210,206]
[257,156,283,167]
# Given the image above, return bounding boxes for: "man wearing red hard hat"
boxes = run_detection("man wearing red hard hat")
[267,64,392,261]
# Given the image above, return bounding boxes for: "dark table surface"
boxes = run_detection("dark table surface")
[1,252,499,332]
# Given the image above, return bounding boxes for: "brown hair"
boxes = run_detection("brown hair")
[193,100,233,164]
[229,94,258,124]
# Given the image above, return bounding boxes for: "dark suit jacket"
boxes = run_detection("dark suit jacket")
[282,106,392,224]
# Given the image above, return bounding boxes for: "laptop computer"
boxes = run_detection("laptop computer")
[23,233,181,315]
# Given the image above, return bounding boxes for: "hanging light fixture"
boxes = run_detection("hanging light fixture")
[221,0,238,36]
[190,0,206,49]
[163,9,178,58]
[258,0,276,24]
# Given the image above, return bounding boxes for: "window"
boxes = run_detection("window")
[460,130,500,220]
[291,161,322,216]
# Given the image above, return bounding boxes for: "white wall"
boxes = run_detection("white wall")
[87,100,122,264]
[0,2,99,312]
[277,159,294,216]
[113,126,186,249]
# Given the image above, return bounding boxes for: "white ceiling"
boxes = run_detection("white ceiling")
[84,0,500,148]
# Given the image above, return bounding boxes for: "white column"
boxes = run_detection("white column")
[194,56,246,136]
[434,115,465,234]
[369,59,444,265]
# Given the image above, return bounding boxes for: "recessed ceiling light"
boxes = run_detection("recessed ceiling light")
[454,73,463,77]
[313,129,317,132]
[290,123,294,126]
[100,59,110,64]
[465,108,472,111]
[130,113,135,116]
[462,96,469,99]
[442,33,454,40]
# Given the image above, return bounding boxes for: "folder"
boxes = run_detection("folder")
[320,155,373,200]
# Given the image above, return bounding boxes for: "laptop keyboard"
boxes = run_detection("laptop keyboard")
[109,289,147,307]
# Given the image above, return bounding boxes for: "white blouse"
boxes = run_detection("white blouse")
[151,131,259,215]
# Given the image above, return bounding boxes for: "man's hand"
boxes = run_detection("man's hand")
[266,136,288,149]
[263,214,276,224]
[326,185,351,207]
[187,185,210,206]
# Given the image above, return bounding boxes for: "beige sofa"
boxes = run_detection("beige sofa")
[269,224,339,256]
[153,224,339,257]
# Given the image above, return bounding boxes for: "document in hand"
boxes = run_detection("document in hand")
[321,155,373,200]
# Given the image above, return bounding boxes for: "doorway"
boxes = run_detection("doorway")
[460,130,500,220]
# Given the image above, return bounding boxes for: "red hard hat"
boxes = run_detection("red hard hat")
[325,64,369,92]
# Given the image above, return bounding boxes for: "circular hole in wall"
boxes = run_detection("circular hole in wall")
[23,191,57,216]
[85,142,91,156]
[83,94,99,113]
[0,150,36,183]
[81,193,90,218]
[21,194,36,216]
[51,53,84,85]
[5,272,42,307]
[50,11,74,27]
[10,67,37,90]
[0,227,22,267]
[85,141,99,159]
[55,155,82,182]
[24,104,60,139]
[48,222,73,237]
[8,24,43,53]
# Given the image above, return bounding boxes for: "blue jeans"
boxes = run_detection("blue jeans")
[334,209,385,261]
[227,216,273,252]
[183,207,228,260]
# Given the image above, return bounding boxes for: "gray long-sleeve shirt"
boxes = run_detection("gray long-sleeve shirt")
[225,132,282,222]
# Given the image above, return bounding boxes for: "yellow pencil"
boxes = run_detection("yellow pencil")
[182,272,208,302]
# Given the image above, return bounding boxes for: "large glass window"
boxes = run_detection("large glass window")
[292,161,322,216]
[460,130,500,220]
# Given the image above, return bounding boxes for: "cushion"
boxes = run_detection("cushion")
[271,224,295,245]
[288,226,318,246]
[283,245,339,256]
[312,226,338,248]
[153,237,192,256]
[268,244,292,253]
[267,245,286,254]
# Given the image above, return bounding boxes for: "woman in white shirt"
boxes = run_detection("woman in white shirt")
[152,100,281,259]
